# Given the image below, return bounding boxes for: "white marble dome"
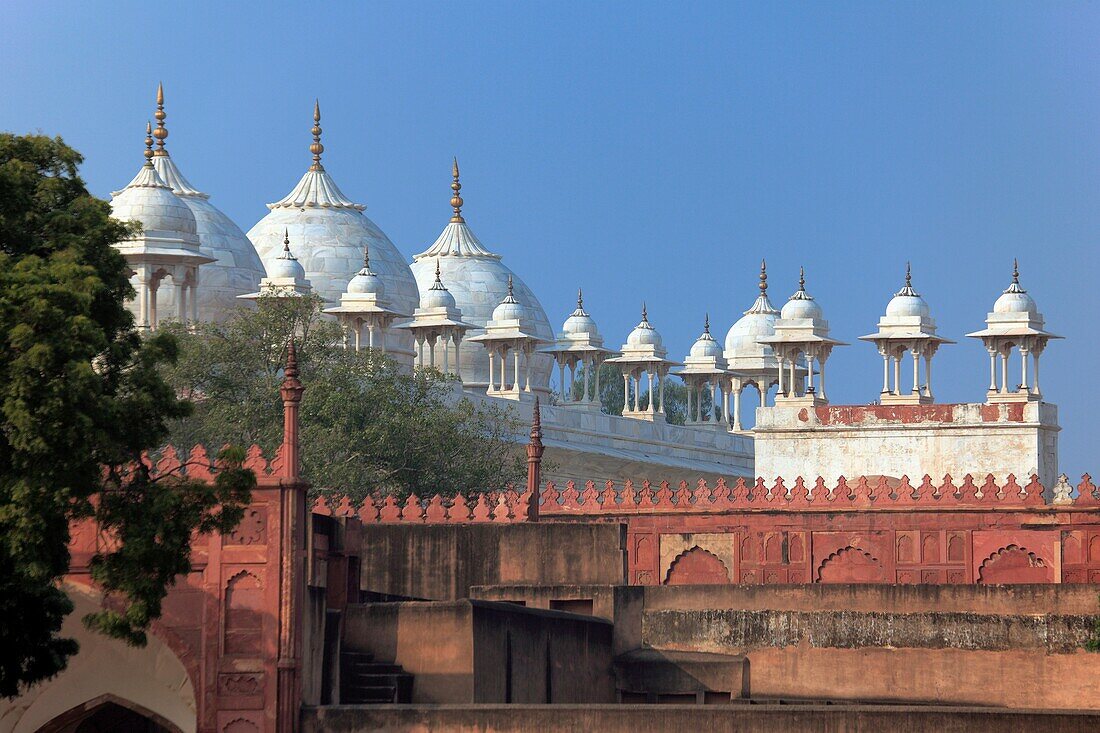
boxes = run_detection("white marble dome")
[885,292,931,318]
[347,266,384,296]
[994,289,1037,315]
[780,296,823,321]
[421,276,457,310]
[563,313,598,338]
[626,308,663,348]
[110,166,199,242]
[690,331,723,358]
[491,280,529,322]
[246,106,419,363]
[410,163,553,391]
[724,311,778,358]
[267,243,306,281]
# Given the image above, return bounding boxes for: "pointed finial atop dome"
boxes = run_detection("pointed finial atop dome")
[153,82,168,155]
[309,100,324,171]
[143,121,155,164]
[280,228,296,259]
[759,259,768,294]
[1004,257,1025,293]
[896,262,919,297]
[429,258,448,291]
[577,288,584,309]
[507,275,514,298]
[704,313,711,335]
[450,157,465,223]
[799,266,805,291]
[641,301,648,322]
[790,266,814,301]
[363,243,371,270]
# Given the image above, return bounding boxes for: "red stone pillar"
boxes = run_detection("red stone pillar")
[277,341,306,733]
[526,396,544,521]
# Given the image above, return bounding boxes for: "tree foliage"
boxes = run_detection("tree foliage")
[160,295,524,500]
[0,134,254,697]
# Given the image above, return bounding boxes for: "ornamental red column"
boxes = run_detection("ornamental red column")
[277,340,306,733]
[526,396,544,521]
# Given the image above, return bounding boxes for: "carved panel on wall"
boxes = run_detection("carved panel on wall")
[818,546,887,583]
[977,545,1053,584]
[664,546,731,585]
[226,507,267,546]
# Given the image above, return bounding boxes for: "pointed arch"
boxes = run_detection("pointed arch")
[664,546,731,585]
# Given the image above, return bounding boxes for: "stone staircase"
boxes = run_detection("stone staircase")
[339,651,414,704]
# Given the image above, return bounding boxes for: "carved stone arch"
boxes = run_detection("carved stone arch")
[817,546,887,583]
[224,570,264,656]
[664,546,731,585]
[36,693,182,733]
[977,544,1053,584]
[6,584,197,733]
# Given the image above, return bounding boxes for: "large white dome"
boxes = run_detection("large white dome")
[246,104,419,362]
[110,166,198,242]
[724,262,781,362]
[143,88,266,322]
[409,162,553,392]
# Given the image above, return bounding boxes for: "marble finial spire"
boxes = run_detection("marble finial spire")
[309,100,324,171]
[790,266,813,301]
[143,122,156,166]
[153,82,168,156]
[450,157,465,223]
[1005,257,1025,293]
[897,262,919,297]
[759,259,768,294]
[281,229,293,257]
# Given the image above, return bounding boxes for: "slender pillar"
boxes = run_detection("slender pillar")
[1032,352,1041,396]
[911,350,920,394]
[788,358,796,398]
[623,372,630,413]
[881,352,890,394]
[1000,351,1008,394]
[924,355,933,399]
[819,359,827,401]
[175,278,185,323]
[559,361,567,403]
[733,386,743,431]
[658,370,666,414]
[893,356,901,396]
[988,349,998,392]
[148,281,159,330]
[453,337,461,381]
[593,360,601,406]
[513,347,520,393]
[442,335,450,373]
[583,357,591,404]
[777,356,785,396]
[806,353,815,393]
[524,347,532,392]
[646,370,655,414]
[353,325,361,352]
[1020,347,1030,393]
[488,349,495,393]
[189,273,199,322]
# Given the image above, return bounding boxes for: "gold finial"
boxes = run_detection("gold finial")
[309,100,324,171]
[450,157,465,223]
[153,82,168,155]
[759,259,768,294]
[144,121,154,164]
[1012,258,1019,285]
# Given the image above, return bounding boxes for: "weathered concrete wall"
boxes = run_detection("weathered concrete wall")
[341,601,614,704]
[302,704,1100,733]
[754,402,1059,488]
[356,523,626,600]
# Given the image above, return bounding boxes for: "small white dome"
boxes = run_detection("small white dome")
[423,284,456,310]
[781,297,823,321]
[627,307,662,348]
[348,270,384,296]
[724,310,778,357]
[492,298,527,322]
[267,240,306,281]
[110,165,198,240]
[690,334,723,358]
[994,290,1037,315]
[886,293,930,318]
[561,290,599,337]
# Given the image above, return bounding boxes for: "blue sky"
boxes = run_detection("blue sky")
[3,2,1099,477]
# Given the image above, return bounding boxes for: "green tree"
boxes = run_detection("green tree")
[0,134,254,697]
[160,294,524,500]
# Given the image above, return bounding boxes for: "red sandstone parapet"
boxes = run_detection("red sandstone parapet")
[313,473,1100,524]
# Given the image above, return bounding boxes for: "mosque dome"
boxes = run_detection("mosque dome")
[561,290,599,338]
[779,268,823,321]
[267,238,307,281]
[146,85,265,322]
[246,103,420,363]
[689,316,723,358]
[110,155,199,244]
[347,267,385,296]
[409,160,554,392]
[626,305,663,348]
[724,261,780,359]
[420,261,457,310]
[491,277,529,321]
[884,264,931,318]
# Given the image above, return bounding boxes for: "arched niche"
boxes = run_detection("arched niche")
[0,582,197,733]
